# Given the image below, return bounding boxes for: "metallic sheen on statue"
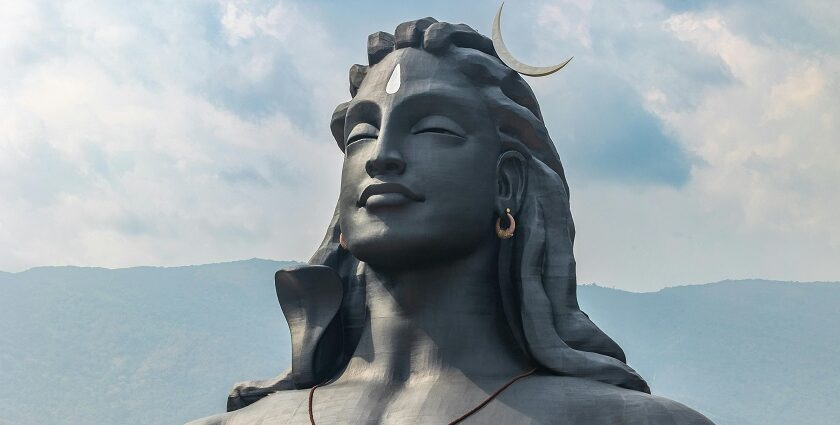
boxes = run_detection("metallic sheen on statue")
[188,8,715,425]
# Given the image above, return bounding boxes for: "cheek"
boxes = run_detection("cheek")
[338,147,370,207]
[428,144,496,194]
[422,151,497,229]
[340,144,368,182]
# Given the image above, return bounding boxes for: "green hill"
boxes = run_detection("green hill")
[0,259,294,425]
[0,259,837,424]
[578,280,840,425]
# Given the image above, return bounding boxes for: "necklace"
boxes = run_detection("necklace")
[307,367,538,425]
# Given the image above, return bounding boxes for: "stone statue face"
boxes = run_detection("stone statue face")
[338,48,501,269]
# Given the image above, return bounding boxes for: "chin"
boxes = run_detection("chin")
[348,227,483,270]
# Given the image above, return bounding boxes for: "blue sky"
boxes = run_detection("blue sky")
[1,0,838,291]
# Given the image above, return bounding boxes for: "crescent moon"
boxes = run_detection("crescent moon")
[491,2,572,77]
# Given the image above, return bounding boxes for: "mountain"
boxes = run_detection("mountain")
[577,280,840,425]
[0,259,296,425]
[0,259,837,424]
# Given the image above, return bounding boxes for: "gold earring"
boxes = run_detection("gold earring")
[339,233,349,249]
[496,208,516,239]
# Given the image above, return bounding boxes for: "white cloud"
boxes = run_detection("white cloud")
[1,0,838,291]
[528,1,840,289]
[658,12,840,244]
[221,3,257,45]
[0,1,348,271]
[537,0,595,49]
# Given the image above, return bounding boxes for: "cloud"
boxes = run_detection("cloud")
[659,0,840,52]
[656,11,840,243]
[0,0,348,271]
[1,0,838,290]
[209,0,346,124]
[519,0,840,288]
[539,65,698,187]
[532,0,725,187]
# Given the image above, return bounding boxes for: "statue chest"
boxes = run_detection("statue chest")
[216,376,707,425]
[226,378,549,425]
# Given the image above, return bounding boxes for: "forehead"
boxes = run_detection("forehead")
[351,48,483,113]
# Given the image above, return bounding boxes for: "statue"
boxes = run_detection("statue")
[188,11,714,425]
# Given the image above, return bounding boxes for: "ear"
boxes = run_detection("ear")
[496,150,528,216]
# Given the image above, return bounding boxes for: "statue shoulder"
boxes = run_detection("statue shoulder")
[184,388,312,425]
[506,375,714,425]
[610,391,715,425]
[184,412,228,425]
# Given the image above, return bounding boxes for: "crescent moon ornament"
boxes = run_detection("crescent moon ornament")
[491,2,573,77]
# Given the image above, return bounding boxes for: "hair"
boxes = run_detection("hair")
[228,17,649,412]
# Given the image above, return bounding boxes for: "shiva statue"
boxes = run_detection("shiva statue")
[189,8,714,425]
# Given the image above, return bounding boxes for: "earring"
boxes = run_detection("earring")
[496,208,516,239]
[339,233,349,249]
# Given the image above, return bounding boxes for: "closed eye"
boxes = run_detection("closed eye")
[347,133,378,145]
[410,115,466,139]
[413,127,462,137]
[346,122,380,147]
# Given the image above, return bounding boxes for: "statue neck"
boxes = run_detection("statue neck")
[335,241,531,385]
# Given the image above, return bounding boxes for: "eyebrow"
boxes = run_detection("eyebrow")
[344,100,382,137]
[343,84,482,138]
[390,87,478,117]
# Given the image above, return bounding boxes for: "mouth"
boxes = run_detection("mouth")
[357,182,425,208]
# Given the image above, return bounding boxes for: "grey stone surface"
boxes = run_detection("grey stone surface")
[189,17,713,425]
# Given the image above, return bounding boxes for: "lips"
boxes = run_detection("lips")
[357,182,425,207]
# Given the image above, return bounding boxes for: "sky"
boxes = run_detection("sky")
[1,0,838,291]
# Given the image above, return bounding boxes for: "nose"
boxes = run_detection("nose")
[365,136,405,177]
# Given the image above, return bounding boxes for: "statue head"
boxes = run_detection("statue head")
[331,19,568,270]
[337,48,500,268]
[298,17,648,396]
